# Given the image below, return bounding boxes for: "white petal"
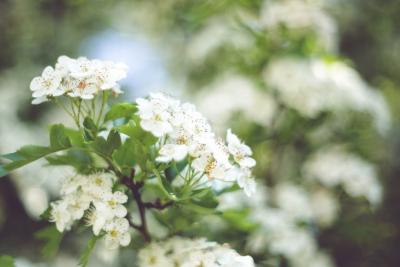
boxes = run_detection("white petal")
[119,232,131,247]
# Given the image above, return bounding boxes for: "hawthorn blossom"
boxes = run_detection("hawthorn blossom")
[226,129,256,168]
[103,218,131,249]
[50,201,73,232]
[30,56,128,104]
[49,172,130,248]
[30,66,63,104]
[138,237,255,267]
[136,93,257,196]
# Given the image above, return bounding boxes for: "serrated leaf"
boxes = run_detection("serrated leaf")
[0,255,15,267]
[112,138,136,168]
[104,102,137,121]
[49,124,71,149]
[78,235,100,267]
[35,225,64,259]
[117,118,157,146]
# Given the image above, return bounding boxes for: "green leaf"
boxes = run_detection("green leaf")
[78,235,100,267]
[104,102,137,121]
[185,190,218,214]
[1,145,69,177]
[35,225,64,259]
[46,149,93,172]
[221,209,257,231]
[83,117,98,141]
[90,136,109,156]
[49,124,71,149]
[112,138,136,168]
[118,118,157,146]
[0,256,15,267]
[107,130,122,151]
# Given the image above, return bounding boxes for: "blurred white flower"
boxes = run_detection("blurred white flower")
[274,183,313,221]
[310,188,339,227]
[30,66,63,103]
[264,57,391,134]
[260,0,338,51]
[197,75,277,131]
[303,146,382,205]
[138,237,255,267]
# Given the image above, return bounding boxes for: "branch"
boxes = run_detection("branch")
[143,199,174,210]
[121,169,151,243]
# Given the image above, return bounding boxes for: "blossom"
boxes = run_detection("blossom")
[103,218,131,249]
[303,147,382,205]
[156,144,188,163]
[138,237,255,267]
[50,201,73,232]
[136,93,257,196]
[30,56,128,103]
[136,94,173,137]
[138,243,174,267]
[226,129,256,168]
[30,66,63,104]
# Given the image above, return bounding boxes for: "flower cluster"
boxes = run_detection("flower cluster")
[260,0,337,52]
[50,173,131,249]
[30,56,128,104]
[136,93,256,196]
[137,237,255,267]
[218,183,336,267]
[303,147,382,205]
[264,57,390,133]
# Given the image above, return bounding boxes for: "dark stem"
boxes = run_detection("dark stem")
[121,169,151,243]
[143,199,174,210]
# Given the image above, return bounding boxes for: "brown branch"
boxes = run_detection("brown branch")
[121,169,151,243]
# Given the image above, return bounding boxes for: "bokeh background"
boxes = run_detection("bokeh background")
[1,0,400,266]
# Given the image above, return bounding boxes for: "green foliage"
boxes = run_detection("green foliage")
[0,256,15,267]
[78,235,100,267]
[104,102,137,121]
[35,226,64,259]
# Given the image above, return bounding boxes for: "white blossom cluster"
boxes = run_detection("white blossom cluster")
[137,237,255,267]
[50,173,131,249]
[303,147,383,205]
[30,56,128,104]
[196,74,277,130]
[136,93,257,196]
[264,57,391,134]
[260,0,338,52]
[218,183,337,267]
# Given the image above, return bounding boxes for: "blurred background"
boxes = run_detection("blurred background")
[1,0,400,266]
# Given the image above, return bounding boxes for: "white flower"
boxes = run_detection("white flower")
[83,172,114,199]
[104,218,131,249]
[64,191,91,220]
[67,79,98,100]
[138,238,255,267]
[95,191,128,219]
[156,144,188,163]
[236,169,256,197]
[30,66,63,104]
[50,201,73,232]
[32,55,128,103]
[226,129,256,168]
[303,147,382,205]
[138,243,174,267]
[136,95,173,137]
[274,183,313,222]
[61,174,86,195]
[85,206,107,236]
